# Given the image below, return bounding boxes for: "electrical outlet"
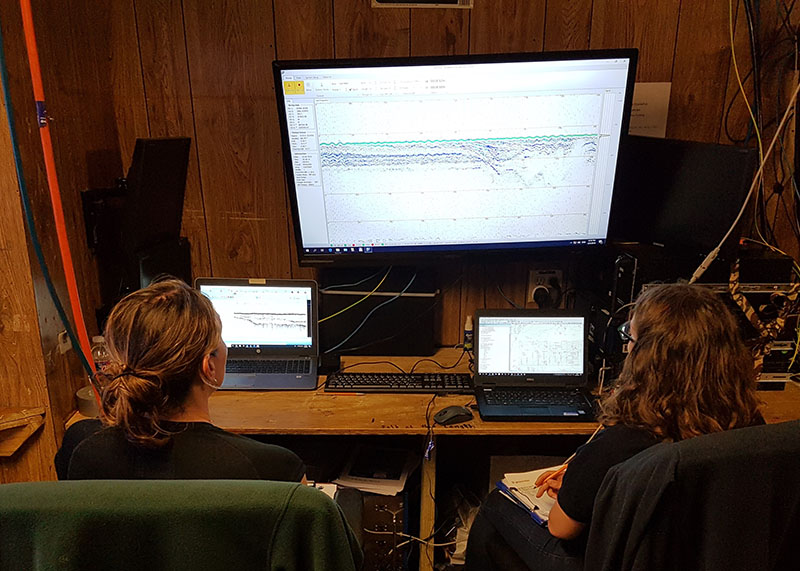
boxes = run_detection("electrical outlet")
[57,330,72,354]
[527,269,563,308]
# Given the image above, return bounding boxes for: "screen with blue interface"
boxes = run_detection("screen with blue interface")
[477,315,585,376]
[274,51,636,263]
[199,284,313,348]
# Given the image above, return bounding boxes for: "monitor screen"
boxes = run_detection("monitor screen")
[198,283,314,349]
[476,313,585,376]
[274,50,637,265]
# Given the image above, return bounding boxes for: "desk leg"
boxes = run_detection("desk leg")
[420,442,436,571]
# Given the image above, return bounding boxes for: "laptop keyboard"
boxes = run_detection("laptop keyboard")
[482,387,589,407]
[227,359,311,374]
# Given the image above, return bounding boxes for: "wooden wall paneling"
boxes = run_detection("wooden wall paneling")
[28,0,118,335]
[184,1,291,279]
[589,0,681,82]
[274,0,335,59]
[33,1,150,438]
[484,261,527,310]
[469,0,546,54]
[543,0,593,51]
[435,263,463,346]
[109,1,149,165]
[666,3,731,142]
[0,53,58,482]
[135,0,212,279]
[719,1,754,146]
[458,261,485,337]
[274,0,334,280]
[1,0,113,448]
[334,0,410,58]
[410,8,469,56]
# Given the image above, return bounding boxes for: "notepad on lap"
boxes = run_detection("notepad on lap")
[496,465,560,522]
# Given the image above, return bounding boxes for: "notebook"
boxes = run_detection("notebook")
[195,278,318,390]
[473,309,595,421]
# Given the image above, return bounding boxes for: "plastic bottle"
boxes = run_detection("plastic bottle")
[463,315,473,351]
[90,335,110,372]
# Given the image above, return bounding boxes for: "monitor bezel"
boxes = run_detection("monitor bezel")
[273,49,639,267]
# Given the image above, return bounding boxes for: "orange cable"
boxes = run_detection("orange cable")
[18,0,99,400]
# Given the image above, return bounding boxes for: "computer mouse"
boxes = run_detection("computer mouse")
[434,405,474,426]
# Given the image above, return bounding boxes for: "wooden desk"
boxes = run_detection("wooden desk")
[207,350,800,571]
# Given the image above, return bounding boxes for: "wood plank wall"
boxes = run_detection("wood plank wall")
[3,1,797,372]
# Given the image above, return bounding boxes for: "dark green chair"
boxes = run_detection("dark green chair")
[0,479,362,571]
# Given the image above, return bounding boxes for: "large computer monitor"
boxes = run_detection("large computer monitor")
[273,50,638,266]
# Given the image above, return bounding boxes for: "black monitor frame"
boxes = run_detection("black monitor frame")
[273,49,638,267]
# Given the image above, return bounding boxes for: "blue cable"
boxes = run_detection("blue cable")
[0,23,95,381]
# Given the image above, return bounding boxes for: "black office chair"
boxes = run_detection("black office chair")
[584,420,800,571]
[0,479,362,571]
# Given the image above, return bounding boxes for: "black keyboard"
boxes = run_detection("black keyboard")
[226,359,311,374]
[325,372,473,394]
[482,387,589,407]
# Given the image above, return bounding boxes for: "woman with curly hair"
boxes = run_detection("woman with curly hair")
[466,282,762,571]
[55,278,306,482]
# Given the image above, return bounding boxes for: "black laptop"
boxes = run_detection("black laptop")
[474,309,595,421]
[196,278,318,390]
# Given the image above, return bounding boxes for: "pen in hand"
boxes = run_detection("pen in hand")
[538,424,603,491]
[534,460,570,499]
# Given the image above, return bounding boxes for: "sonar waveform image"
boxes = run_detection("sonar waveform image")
[321,135,595,172]
[318,135,598,195]
[316,134,602,245]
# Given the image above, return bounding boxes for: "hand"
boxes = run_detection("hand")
[534,468,565,499]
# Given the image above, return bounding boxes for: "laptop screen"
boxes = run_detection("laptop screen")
[476,312,585,377]
[198,282,315,350]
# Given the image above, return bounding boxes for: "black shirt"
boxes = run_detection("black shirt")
[56,419,306,482]
[557,424,660,524]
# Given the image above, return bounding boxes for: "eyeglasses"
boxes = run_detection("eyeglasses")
[618,321,635,344]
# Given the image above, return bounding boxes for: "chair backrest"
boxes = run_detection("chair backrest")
[585,420,800,571]
[0,479,362,571]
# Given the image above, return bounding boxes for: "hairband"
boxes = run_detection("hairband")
[96,367,154,383]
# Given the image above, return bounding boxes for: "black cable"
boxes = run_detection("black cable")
[743,0,773,242]
[0,22,95,382]
[409,348,468,374]
[495,282,522,309]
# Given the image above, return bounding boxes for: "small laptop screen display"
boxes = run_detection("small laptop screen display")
[200,284,313,349]
[477,315,585,376]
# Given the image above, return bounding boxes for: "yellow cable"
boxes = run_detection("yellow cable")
[318,267,391,323]
[729,0,768,244]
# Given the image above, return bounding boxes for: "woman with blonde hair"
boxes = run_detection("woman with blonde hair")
[465,282,762,571]
[56,278,306,481]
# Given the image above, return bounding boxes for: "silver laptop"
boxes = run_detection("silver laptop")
[474,309,595,421]
[196,278,318,390]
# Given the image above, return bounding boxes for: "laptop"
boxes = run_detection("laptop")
[474,309,595,421]
[195,278,318,390]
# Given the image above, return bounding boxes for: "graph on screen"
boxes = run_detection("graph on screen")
[275,52,635,258]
